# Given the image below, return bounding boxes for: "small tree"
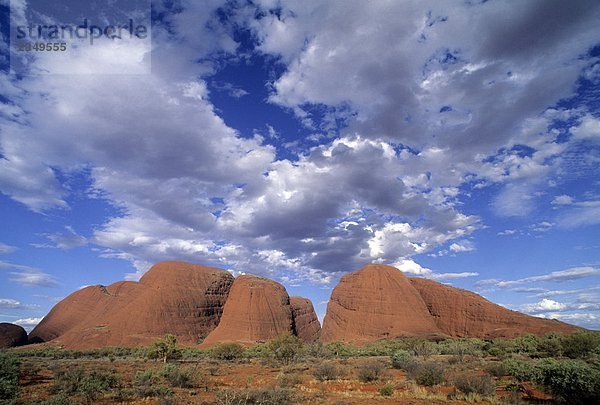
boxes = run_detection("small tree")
[267,334,305,365]
[148,334,181,363]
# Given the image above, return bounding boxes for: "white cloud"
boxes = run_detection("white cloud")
[477,266,600,288]
[522,299,567,313]
[1,0,599,285]
[1,261,59,288]
[0,243,16,254]
[13,317,43,332]
[392,258,478,280]
[552,194,574,205]
[32,226,87,250]
[0,298,39,310]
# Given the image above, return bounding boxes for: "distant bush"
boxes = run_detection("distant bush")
[325,341,354,357]
[483,338,514,358]
[538,332,563,358]
[159,364,195,388]
[561,332,600,359]
[215,387,294,405]
[513,334,540,356]
[404,338,438,359]
[391,349,415,369]
[133,369,173,398]
[306,342,333,358]
[502,359,543,383]
[50,366,120,404]
[357,360,386,383]
[277,372,302,387]
[313,362,342,381]
[484,361,507,377]
[452,373,495,396]
[379,384,394,396]
[147,334,182,363]
[266,334,305,365]
[211,343,245,361]
[408,362,445,387]
[441,339,483,362]
[0,351,20,402]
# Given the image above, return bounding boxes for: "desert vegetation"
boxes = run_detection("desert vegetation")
[1,331,599,404]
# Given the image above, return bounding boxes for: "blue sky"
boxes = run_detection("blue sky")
[1,0,599,332]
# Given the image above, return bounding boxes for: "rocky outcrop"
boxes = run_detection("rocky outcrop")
[201,275,294,347]
[29,261,234,348]
[321,264,443,344]
[0,323,28,348]
[291,296,321,342]
[408,277,582,338]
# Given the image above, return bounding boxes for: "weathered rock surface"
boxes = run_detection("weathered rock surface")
[321,264,443,344]
[29,261,234,348]
[201,275,294,347]
[408,277,582,338]
[291,296,321,342]
[0,323,28,348]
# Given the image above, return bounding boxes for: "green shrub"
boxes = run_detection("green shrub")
[391,349,414,369]
[0,351,20,402]
[484,361,507,377]
[277,372,302,387]
[502,358,543,383]
[404,338,438,359]
[313,362,341,381]
[357,360,386,383]
[325,341,354,357]
[147,334,182,363]
[512,334,540,356]
[133,369,173,398]
[538,359,600,404]
[408,362,445,386]
[306,342,333,358]
[443,339,482,362]
[266,334,305,365]
[159,364,195,388]
[34,394,76,404]
[215,387,294,405]
[50,366,120,403]
[538,332,563,358]
[211,343,245,361]
[562,332,600,359]
[452,373,495,396]
[379,384,394,396]
[483,338,515,357]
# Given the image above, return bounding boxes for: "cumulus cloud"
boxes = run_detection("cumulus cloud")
[521,299,567,313]
[392,258,478,280]
[13,317,43,332]
[552,194,574,206]
[1,0,599,286]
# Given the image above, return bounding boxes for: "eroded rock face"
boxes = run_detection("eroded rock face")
[408,277,582,338]
[291,296,321,342]
[0,323,28,348]
[29,261,234,348]
[201,275,294,347]
[321,264,443,344]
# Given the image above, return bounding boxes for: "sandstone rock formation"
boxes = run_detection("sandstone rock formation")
[321,264,443,343]
[321,264,582,343]
[291,296,321,342]
[0,323,28,348]
[29,261,234,348]
[408,277,581,339]
[201,275,295,347]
